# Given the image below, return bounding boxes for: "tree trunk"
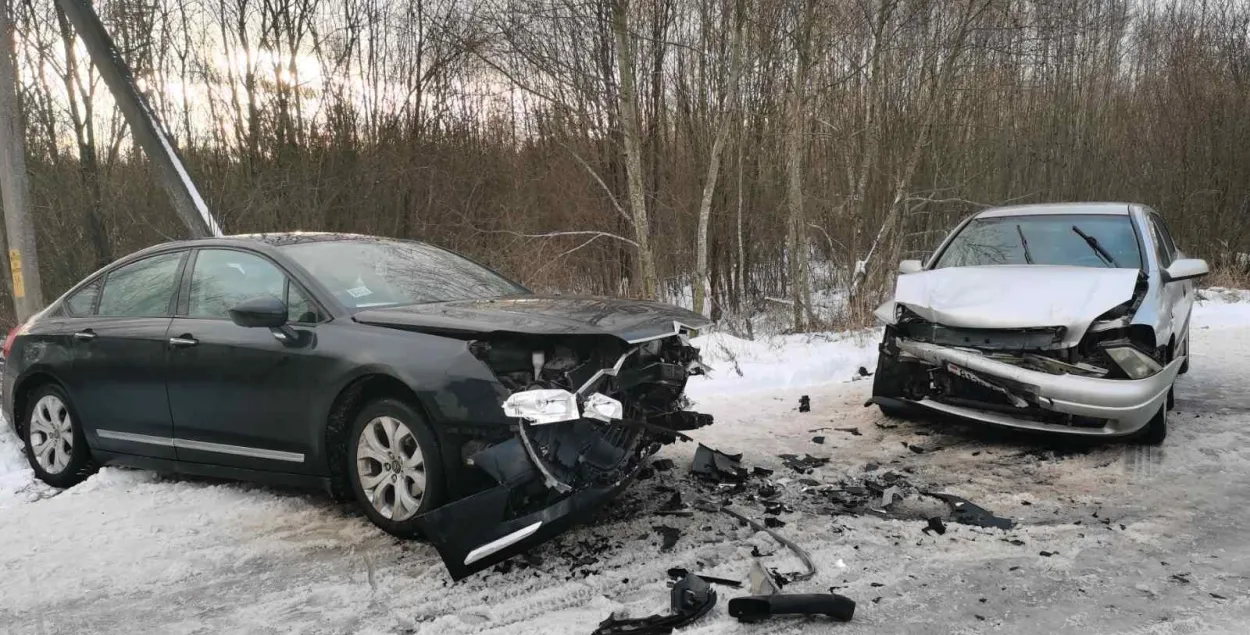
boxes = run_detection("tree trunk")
[786,0,816,331]
[612,0,658,298]
[694,0,745,317]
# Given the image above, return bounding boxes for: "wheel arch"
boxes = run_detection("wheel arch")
[323,372,440,501]
[11,371,66,437]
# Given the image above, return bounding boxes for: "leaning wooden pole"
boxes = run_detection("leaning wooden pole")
[0,0,43,321]
[54,0,222,238]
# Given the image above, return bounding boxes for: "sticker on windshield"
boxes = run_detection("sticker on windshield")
[347,285,373,299]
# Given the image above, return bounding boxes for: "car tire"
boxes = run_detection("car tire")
[1135,403,1167,445]
[872,336,916,420]
[23,383,97,488]
[347,397,444,537]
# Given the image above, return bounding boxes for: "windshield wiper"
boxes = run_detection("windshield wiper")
[1071,225,1119,267]
[1015,224,1034,264]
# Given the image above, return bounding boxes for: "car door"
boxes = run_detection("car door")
[165,247,334,474]
[64,250,186,459]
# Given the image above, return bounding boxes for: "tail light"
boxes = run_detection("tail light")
[3,320,28,358]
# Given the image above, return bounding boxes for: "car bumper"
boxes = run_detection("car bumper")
[414,458,642,580]
[892,338,1182,437]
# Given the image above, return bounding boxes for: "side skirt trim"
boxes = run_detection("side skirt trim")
[96,429,305,463]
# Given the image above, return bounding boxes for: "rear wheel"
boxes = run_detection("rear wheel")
[23,384,97,488]
[347,397,444,537]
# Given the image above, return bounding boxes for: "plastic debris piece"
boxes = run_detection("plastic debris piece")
[592,573,716,635]
[752,466,774,477]
[692,444,747,482]
[926,492,1017,530]
[924,517,947,535]
[729,593,855,623]
[667,568,742,588]
[778,454,829,472]
[812,436,825,445]
[799,396,811,412]
[653,525,681,551]
[764,517,786,529]
[837,427,862,436]
[651,458,675,472]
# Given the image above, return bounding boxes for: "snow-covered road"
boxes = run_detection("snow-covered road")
[3,291,1250,634]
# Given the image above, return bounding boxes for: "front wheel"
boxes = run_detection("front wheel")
[1135,403,1168,445]
[872,331,917,420]
[347,398,444,537]
[23,384,97,488]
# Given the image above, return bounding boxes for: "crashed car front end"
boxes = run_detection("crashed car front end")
[871,267,1181,437]
[415,326,712,579]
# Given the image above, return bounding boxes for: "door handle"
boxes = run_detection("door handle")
[169,336,198,348]
[73,330,96,342]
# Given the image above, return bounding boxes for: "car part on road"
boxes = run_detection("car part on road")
[691,444,747,482]
[728,593,856,623]
[926,493,1016,530]
[591,573,717,635]
[799,395,811,412]
[667,568,742,588]
[778,453,829,473]
[720,506,816,583]
[925,517,948,535]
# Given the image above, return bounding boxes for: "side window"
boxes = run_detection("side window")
[98,252,184,317]
[188,249,286,319]
[285,282,321,324]
[65,279,102,317]
[1153,214,1179,259]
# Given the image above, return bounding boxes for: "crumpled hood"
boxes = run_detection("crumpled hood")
[354,295,711,343]
[892,265,1140,346]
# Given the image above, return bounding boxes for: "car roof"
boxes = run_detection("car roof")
[126,232,416,258]
[974,202,1134,219]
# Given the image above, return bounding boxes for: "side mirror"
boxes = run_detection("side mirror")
[1163,258,1209,283]
[898,260,923,274]
[229,295,288,328]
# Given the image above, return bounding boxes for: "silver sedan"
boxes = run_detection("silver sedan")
[871,202,1208,444]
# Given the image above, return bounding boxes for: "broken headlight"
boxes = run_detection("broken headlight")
[583,393,624,422]
[502,389,580,424]
[1103,346,1163,379]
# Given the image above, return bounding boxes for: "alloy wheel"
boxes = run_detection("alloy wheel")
[355,415,426,521]
[29,394,74,474]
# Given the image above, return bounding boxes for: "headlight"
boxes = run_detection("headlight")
[1104,346,1163,379]
[582,393,624,422]
[502,389,580,424]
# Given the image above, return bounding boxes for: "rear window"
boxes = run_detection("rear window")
[933,214,1142,270]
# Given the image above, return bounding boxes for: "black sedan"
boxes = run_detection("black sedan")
[1,233,713,578]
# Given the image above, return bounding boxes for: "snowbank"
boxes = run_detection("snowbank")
[686,329,881,400]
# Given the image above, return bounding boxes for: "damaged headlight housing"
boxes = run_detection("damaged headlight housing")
[583,393,624,422]
[502,389,580,424]
[1103,346,1163,379]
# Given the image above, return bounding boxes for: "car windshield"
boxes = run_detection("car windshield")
[280,239,528,309]
[933,214,1142,269]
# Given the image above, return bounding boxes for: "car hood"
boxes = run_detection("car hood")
[353,295,711,343]
[891,265,1140,345]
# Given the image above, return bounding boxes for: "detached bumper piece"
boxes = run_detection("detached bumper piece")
[893,338,1182,437]
[592,574,717,635]
[728,594,856,624]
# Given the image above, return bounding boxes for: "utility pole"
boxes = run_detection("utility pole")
[0,0,43,321]
[54,0,222,238]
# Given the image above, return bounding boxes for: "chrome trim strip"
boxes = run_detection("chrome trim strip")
[464,521,543,566]
[96,429,174,446]
[173,439,305,463]
[575,347,638,396]
[95,429,304,463]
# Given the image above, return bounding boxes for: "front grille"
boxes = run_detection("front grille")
[902,322,1066,350]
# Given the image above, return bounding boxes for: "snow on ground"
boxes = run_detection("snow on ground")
[4,292,1250,634]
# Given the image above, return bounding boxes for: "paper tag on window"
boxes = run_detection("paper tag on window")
[347,285,373,298]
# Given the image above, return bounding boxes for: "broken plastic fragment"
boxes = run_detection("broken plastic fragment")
[728,593,856,623]
[798,395,811,412]
[592,574,716,635]
[691,444,747,481]
[926,492,1016,530]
